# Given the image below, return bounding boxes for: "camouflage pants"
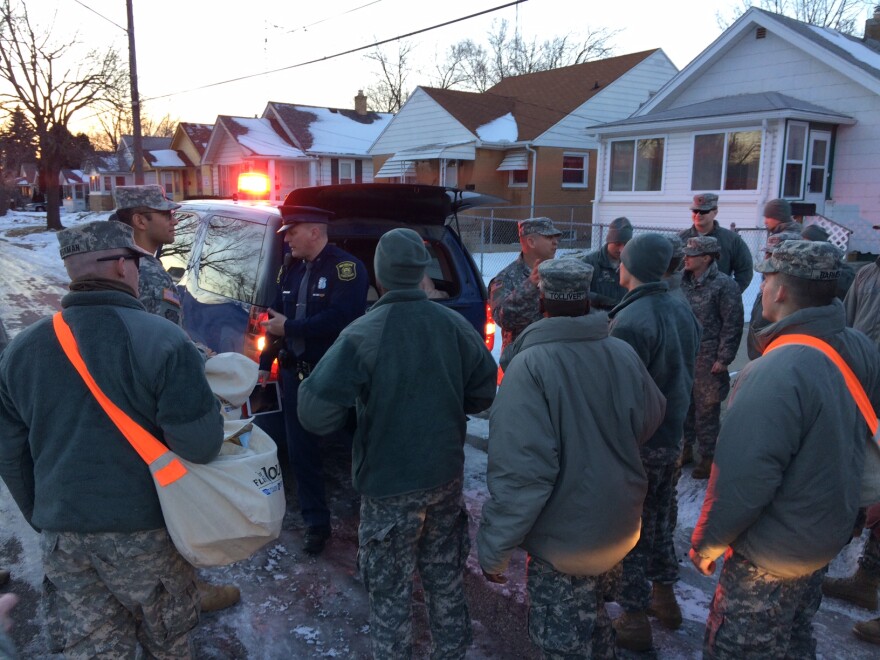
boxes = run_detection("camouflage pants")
[619,461,679,612]
[704,551,823,660]
[526,555,618,659]
[41,528,199,659]
[358,476,472,660]
[683,363,730,461]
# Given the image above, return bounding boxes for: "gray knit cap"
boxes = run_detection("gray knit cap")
[621,233,673,283]
[606,217,633,244]
[763,198,792,224]
[374,228,431,291]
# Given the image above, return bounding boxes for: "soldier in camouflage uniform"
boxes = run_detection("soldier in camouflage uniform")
[297,228,497,658]
[746,231,803,360]
[763,198,801,235]
[113,186,238,610]
[681,236,744,479]
[112,185,183,325]
[609,234,701,651]
[0,221,223,658]
[691,240,880,658]
[577,216,633,310]
[488,217,562,356]
[478,259,665,659]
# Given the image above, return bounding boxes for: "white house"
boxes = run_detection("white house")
[368,50,679,221]
[590,7,880,254]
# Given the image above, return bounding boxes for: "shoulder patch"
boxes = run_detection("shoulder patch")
[336,261,357,281]
[162,288,181,307]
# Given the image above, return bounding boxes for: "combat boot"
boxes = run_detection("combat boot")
[198,581,241,612]
[680,444,694,466]
[691,456,712,480]
[613,610,652,651]
[822,568,880,610]
[0,569,9,586]
[647,582,683,630]
[853,617,880,645]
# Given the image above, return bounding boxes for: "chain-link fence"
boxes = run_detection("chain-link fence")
[457,206,770,320]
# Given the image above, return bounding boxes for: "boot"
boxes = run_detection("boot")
[613,610,652,652]
[680,444,694,466]
[0,569,9,586]
[822,568,880,610]
[853,617,880,645]
[692,456,712,480]
[198,581,241,612]
[647,582,683,630]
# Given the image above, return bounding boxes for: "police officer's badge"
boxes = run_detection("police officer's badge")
[336,261,356,281]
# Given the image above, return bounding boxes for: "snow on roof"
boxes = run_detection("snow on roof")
[146,149,187,168]
[226,117,309,159]
[268,102,394,155]
[475,113,519,143]
[807,24,880,76]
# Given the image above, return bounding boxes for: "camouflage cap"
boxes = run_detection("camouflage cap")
[538,258,593,301]
[114,185,180,211]
[691,193,719,212]
[762,231,803,254]
[666,234,685,259]
[683,235,720,256]
[57,220,152,260]
[754,239,841,280]
[519,217,562,238]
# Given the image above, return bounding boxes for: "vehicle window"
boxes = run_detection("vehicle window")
[160,211,200,279]
[198,215,266,302]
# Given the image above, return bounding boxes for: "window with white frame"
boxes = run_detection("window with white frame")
[562,153,588,188]
[691,129,761,191]
[338,160,354,185]
[509,169,528,187]
[103,176,111,191]
[609,137,665,191]
[161,171,174,195]
[782,122,808,198]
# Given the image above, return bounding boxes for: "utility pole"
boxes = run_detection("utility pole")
[126,0,144,184]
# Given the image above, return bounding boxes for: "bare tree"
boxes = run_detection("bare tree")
[364,41,416,113]
[717,0,873,34]
[430,19,620,92]
[0,0,126,229]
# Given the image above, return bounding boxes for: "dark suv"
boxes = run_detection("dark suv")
[162,184,499,429]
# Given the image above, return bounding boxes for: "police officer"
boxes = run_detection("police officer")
[112,185,183,325]
[259,205,369,555]
[488,217,562,356]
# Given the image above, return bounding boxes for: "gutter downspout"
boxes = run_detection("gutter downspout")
[525,143,537,216]
[758,118,772,228]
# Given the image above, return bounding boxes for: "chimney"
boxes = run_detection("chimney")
[354,90,368,115]
[865,5,880,42]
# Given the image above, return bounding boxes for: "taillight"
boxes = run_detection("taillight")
[484,302,495,351]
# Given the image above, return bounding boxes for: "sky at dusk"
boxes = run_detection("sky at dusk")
[24,0,878,135]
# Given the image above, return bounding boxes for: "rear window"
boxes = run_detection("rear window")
[160,211,200,277]
[198,215,266,302]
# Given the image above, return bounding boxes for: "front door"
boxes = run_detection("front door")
[804,130,831,215]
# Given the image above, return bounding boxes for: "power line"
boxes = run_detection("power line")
[145,0,527,102]
[280,0,385,35]
[70,0,126,33]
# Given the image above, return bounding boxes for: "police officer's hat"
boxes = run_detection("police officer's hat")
[276,206,335,233]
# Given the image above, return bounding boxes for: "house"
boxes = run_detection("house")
[201,115,312,200]
[262,92,394,189]
[201,92,394,202]
[590,7,880,254]
[84,152,131,211]
[139,146,193,200]
[59,168,88,212]
[368,50,679,223]
[16,163,38,201]
[171,123,214,199]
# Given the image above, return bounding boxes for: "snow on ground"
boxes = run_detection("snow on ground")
[0,209,878,658]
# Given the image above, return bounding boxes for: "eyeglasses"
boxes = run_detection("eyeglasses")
[96,253,141,269]
[692,208,716,216]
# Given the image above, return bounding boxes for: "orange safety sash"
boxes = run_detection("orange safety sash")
[764,333,879,441]
[52,313,187,486]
